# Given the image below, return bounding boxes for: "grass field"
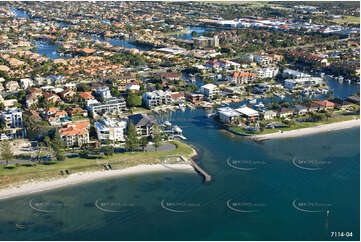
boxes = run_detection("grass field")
[331,15,360,25]
[0,141,194,187]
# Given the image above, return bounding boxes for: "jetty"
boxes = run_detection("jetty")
[181,156,211,183]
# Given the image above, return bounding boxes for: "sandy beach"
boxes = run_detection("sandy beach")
[252,119,360,141]
[0,164,196,201]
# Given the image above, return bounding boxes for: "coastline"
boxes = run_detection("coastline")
[251,119,360,141]
[0,163,196,201]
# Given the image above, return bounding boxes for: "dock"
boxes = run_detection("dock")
[174,135,187,140]
[181,156,212,183]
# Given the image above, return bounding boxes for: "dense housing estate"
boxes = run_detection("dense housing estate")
[0,1,357,150]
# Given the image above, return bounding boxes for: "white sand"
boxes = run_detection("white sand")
[252,119,360,141]
[0,164,196,201]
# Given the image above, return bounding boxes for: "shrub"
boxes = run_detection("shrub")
[42,161,57,165]
[4,165,16,169]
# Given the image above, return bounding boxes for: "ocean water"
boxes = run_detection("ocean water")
[0,109,359,240]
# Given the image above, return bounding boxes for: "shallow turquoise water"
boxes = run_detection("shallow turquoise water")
[0,109,359,240]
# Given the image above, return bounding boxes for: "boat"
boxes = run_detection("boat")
[202,103,213,109]
[248,98,257,104]
[164,121,172,127]
[173,125,182,134]
[186,104,195,110]
[254,102,265,111]
[175,135,187,140]
[16,224,25,230]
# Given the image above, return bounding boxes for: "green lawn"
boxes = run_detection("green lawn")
[164,29,190,36]
[0,141,194,188]
[331,15,360,25]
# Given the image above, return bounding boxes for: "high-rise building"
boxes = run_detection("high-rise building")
[193,35,219,49]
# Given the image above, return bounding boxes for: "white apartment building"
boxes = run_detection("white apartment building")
[284,77,323,90]
[95,86,112,100]
[20,78,34,89]
[283,68,311,78]
[0,109,22,128]
[200,84,220,100]
[254,54,273,66]
[87,98,127,115]
[142,90,172,109]
[255,67,279,79]
[95,118,127,143]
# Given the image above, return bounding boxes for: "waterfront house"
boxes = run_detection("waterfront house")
[278,107,295,118]
[263,110,277,120]
[200,84,219,100]
[95,118,127,143]
[235,106,259,121]
[293,105,308,115]
[59,121,90,147]
[127,113,156,137]
[284,77,323,90]
[185,92,204,104]
[266,121,287,129]
[217,107,241,125]
[329,98,354,110]
[170,92,185,102]
[142,90,172,109]
[313,100,335,110]
[307,103,319,112]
